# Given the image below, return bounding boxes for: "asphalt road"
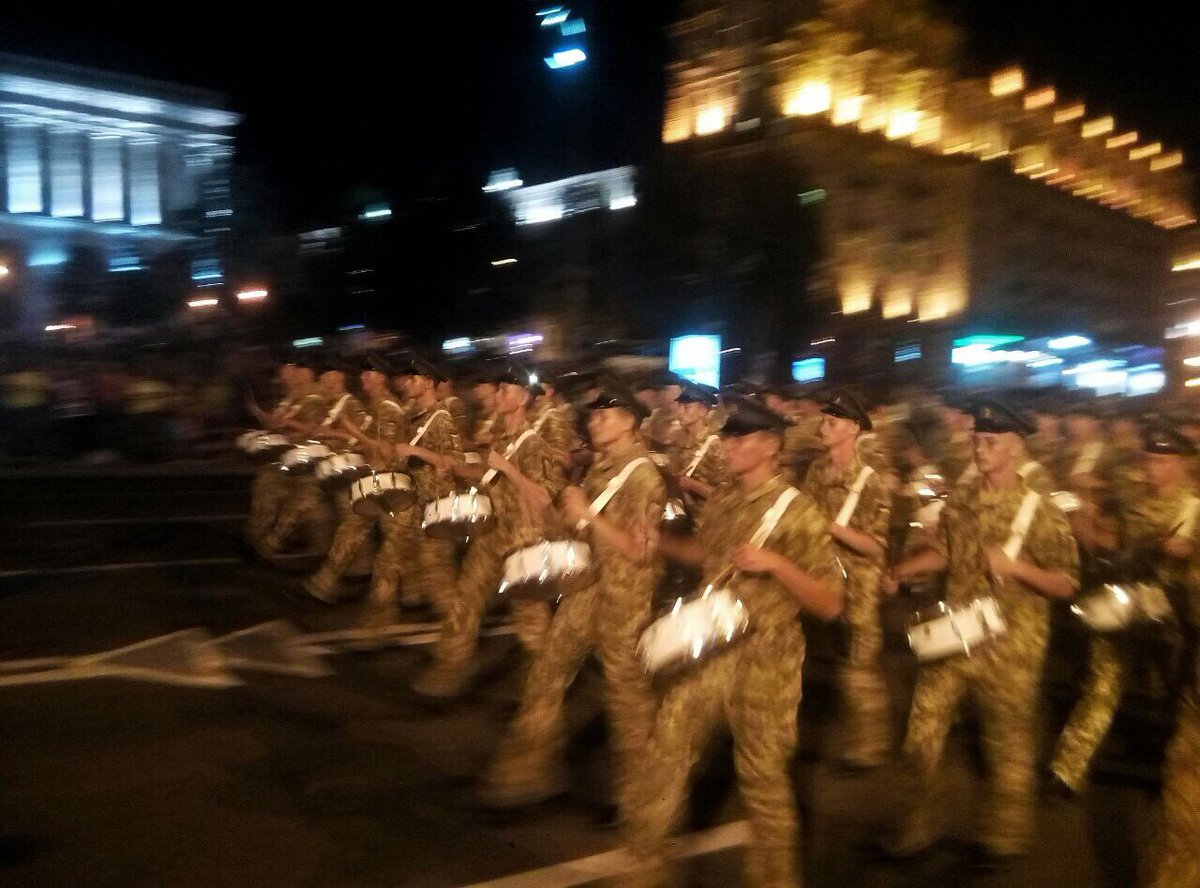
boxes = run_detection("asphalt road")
[0,468,1176,887]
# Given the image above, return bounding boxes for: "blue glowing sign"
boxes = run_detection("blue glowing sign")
[669,335,722,388]
[545,48,587,70]
[792,358,825,383]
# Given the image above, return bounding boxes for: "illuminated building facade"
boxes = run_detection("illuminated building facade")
[0,52,238,330]
[661,1,1194,384]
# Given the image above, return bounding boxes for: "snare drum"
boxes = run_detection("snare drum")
[349,471,416,517]
[280,443,333,474]
[499,539,594,601]
[237,429,267,453]
[423,489,495,540]
[907,597,1007,662]
[315,452,367,485]
[1071,582,1174,633]
[638,586,750,676]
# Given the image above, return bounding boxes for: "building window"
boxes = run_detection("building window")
[128,140,161,226]
[90,136,124,222]
[49,131,85,218]
[5,125,43,214]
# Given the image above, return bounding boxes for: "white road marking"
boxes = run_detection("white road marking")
[20,514,246,528]
[0,553,310,579]
[458,819,750,888]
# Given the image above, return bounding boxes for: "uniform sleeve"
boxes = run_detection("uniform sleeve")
[539,410,576,463]
[376,402,407,444]
[294,393,327,425]
[425,412,464,458]
[1024,502,1080,582]
[778,495,844,589]
[695,438,729,490]
[519,435,566,500]
[345,397,369,433]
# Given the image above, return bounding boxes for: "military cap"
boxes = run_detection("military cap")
[1142,421,1198,456]
[586,376,651,422]
[821,389,872,431]
[678,381,719,408]
[970,398,1036,436]
[650,368,684,389]
[397,355,445,381]
[316,354,354,375]
[492,362,532,387]
[361,353,394,375]
[529,383,546,398]
[720,395,790,436]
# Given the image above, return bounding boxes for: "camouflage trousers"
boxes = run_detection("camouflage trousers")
[432,534,552,671]
[1145,693,1200,888]
[263,476,335,554]
[482,581,655,818]
[837,566,891,767]
[893,639,1046,856]
[625,624,806,888]
[309,503,429,609]
[245,465,292,544]
[1050,634,1124,792]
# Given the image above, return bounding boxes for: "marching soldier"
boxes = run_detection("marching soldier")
[437,365,472,444]
[529,377,577,469]
[1050,421,1198,795]
[244,356,327,547]
[413,364,565,698]
[667,381,727,524]
[779,383,825,483]
[625,397,843,888]
[469,368,500,449]
[480,378,665,819]
[936,394,975,485]
[804,390,893,770]
[884,399,1079,862]
[303,354,409,610]
[259,355,364,556]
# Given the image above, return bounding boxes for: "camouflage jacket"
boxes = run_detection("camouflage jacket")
[407,400,464,503]
[483,418,567,549]
[667,425,728,521]
[698,474,843,629]
[803,451,892,573]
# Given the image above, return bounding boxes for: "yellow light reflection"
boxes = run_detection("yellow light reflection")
[1023,87,1056,110]
[1105,132,1137,149]
[695,105,727,136]
[1081,116,1114,139]
[1130,143,1162,161]
[831,95,864,126]
[839,268,874,314]
[784,81,832,117]
[1053,103,1085,123]
[885,110,920,140]
[1150,152,1183,171]
[989,67,1025,97]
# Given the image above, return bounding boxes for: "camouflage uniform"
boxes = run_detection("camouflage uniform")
[264,392,367,553]
[245,387,327,544]
[644,404,682,450]
[306,393,409,601]
[422,419,566,687]
[894,479,1079,856]
[531,401,577,466]
[1051,486,1197,791]
[1147,689,1200,888]
[940,431,974,486]
[482,442,665,815]
[667,427,728,524]
[804,451,893,767]
[398,401,464,614]
[626,474,842,888]
[781,415,823,484]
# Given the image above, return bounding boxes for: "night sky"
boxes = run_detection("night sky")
[3,2,1197,227]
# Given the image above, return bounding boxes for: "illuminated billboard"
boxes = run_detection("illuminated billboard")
[669,334,721,388]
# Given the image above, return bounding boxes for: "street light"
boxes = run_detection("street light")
[188,297,219,309]
[0,262,10,278]
[237,288,268,302]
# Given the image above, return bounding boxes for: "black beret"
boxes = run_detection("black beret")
[821,389,872,431]
[361,353,394,375]
[1142,421,1198,456]
[720,396,789,436]
[397,355,445,381]
[493,362,532,387]
[678,381,719,408]
[970,398,1036,436]
[586,376,651,422]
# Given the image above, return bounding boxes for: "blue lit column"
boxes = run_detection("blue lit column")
[5,124,44,214]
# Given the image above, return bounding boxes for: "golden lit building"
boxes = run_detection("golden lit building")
[662,0,1194,382]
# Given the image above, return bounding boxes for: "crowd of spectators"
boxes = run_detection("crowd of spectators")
[0,347,273,466]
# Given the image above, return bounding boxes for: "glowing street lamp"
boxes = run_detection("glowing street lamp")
[0,262,9,279]
[188,297,219,309]
[237,288,268,302]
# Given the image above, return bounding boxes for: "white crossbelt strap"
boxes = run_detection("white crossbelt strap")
[321,394,352,427]
[409,408,451,446]
[532,410,552,433]
[480,429,538,487]
[1070,441,1104,477]
[1001,490,1042,560]
[1018,460,1040,479]
[576,457,653,531]
[683,435,719,478]
[748,487,801,549]
[834,465,876,528]
[1174,496,1200,539]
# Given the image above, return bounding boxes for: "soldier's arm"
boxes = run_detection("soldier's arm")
[991,508,1080,599]
[573,465,664,564]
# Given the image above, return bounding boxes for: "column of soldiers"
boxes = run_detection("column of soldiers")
[239,358,1198,887]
